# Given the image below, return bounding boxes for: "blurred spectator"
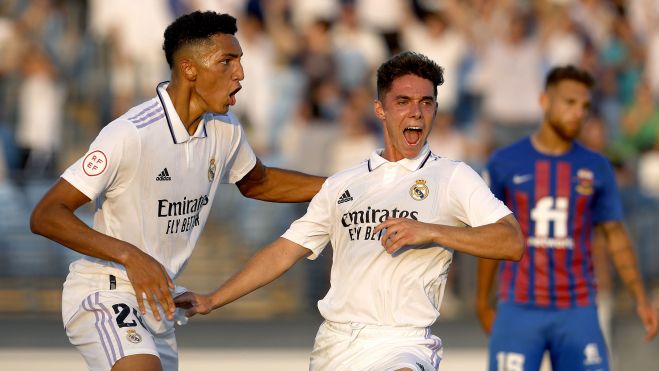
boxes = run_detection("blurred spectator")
[16,45,65,179]
[331,0,388,92]
[233,11,277,155]
[327,87,379,174]
[88,0,173,117]
[401,9,468,114]
[355,0,405,54]
[471,8,544,150]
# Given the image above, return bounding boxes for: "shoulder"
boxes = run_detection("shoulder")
[322,160,370,193]
[328,160,369,182]
[490,137,531,163]
[423,154,465,177]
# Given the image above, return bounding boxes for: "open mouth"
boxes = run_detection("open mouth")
[403,127,423,145]
[228,86,242,106]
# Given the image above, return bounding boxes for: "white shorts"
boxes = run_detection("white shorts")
[310,321,443,371]
[62,268,182,371]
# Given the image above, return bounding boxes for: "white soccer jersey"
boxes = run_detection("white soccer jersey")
[282,145,511,328]
[62,82,256,290]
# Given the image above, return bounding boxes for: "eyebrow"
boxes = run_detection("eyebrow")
[394,95,434,101]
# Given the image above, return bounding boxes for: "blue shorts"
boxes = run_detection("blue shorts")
[488,302,609,371]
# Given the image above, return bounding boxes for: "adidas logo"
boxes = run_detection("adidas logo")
[156,168,172,181]
[337,190,353,204]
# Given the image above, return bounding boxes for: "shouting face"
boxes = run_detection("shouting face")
[375,74,437,161]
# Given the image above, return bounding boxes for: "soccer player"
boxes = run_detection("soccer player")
[174,51,524,371]
[29,11,324,371]
[476,65,659,371]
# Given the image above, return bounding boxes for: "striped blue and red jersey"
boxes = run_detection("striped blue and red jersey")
[485,137,623,308]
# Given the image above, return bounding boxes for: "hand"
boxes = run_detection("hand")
[636,302,659,341]
[373,218,437,254]
[475,302,496,335]
[174,291,214,317]
[123,248,175,321]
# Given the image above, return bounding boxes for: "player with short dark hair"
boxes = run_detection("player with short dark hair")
[175,51,524,371]
[476,65,658,371]
[30,10,324,371]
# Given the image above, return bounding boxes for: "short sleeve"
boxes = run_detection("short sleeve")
[220,115,257,184]
[484,154,505,200]
[61,121,139,201]
[591,159,623,223]
[449,162,512,227]
[281,180,332,260]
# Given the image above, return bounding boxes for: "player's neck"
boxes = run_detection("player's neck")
[531,125,573,156]
[166,82,203,135]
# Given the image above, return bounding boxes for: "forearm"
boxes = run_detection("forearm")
[432,215,523,260]
[608,236,648,306]
[476,258,499,308]
[602,222,649,306]
[239,166,325,202]
[209,238,308,309]
[30,179,140,266]
[31,202,138,265]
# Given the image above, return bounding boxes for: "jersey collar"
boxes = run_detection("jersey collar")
[367,144,433,172]
[156,82,208,144]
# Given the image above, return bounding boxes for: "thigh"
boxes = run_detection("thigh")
[549,306,609,371]
[65,290,166,371]
[488,304,547,371]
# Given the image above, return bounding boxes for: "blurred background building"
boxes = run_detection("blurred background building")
[0,0,658,369]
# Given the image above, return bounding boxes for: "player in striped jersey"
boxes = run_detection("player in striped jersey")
[476,65,658,371]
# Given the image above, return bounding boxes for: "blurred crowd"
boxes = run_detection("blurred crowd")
[1,0,659,313]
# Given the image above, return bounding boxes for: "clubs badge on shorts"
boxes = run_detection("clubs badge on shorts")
[410,179,429,201]
[208,158,216,182]
[126,329,142,344]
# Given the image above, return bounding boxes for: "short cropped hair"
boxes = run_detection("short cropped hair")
[545,65,595,90]
[376,51,444,100]
[163,11,238,68]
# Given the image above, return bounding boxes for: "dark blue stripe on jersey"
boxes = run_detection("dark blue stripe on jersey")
[367,159,372,172]
[156,81,177,144]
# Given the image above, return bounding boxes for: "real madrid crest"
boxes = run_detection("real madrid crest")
[410,179,429,201]
[208,158,216,182]
[576,168,594,195]
[126,329,142,344]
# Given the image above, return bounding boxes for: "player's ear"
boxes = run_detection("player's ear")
[374,100,385,120]
[179,59,197,82]
[539,92,549,111]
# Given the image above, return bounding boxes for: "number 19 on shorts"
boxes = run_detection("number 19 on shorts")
[496,352,525,371]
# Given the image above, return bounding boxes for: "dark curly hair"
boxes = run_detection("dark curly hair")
[545,65,595,90]
[376,51,444,100]
[163,11,238,69]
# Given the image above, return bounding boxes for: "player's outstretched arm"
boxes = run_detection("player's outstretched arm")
[374,214,524,260]
[475,257,499,334]
[598,221,659,341]
[30,179,175,321]
[236,158,325,202]
[174,237,311,317]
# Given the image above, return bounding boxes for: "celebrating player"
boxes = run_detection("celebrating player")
[174,51,524,371]
[30,11,324,371]
[476,65,658,371]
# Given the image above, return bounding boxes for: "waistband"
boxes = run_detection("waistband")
[322,320,431,339]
